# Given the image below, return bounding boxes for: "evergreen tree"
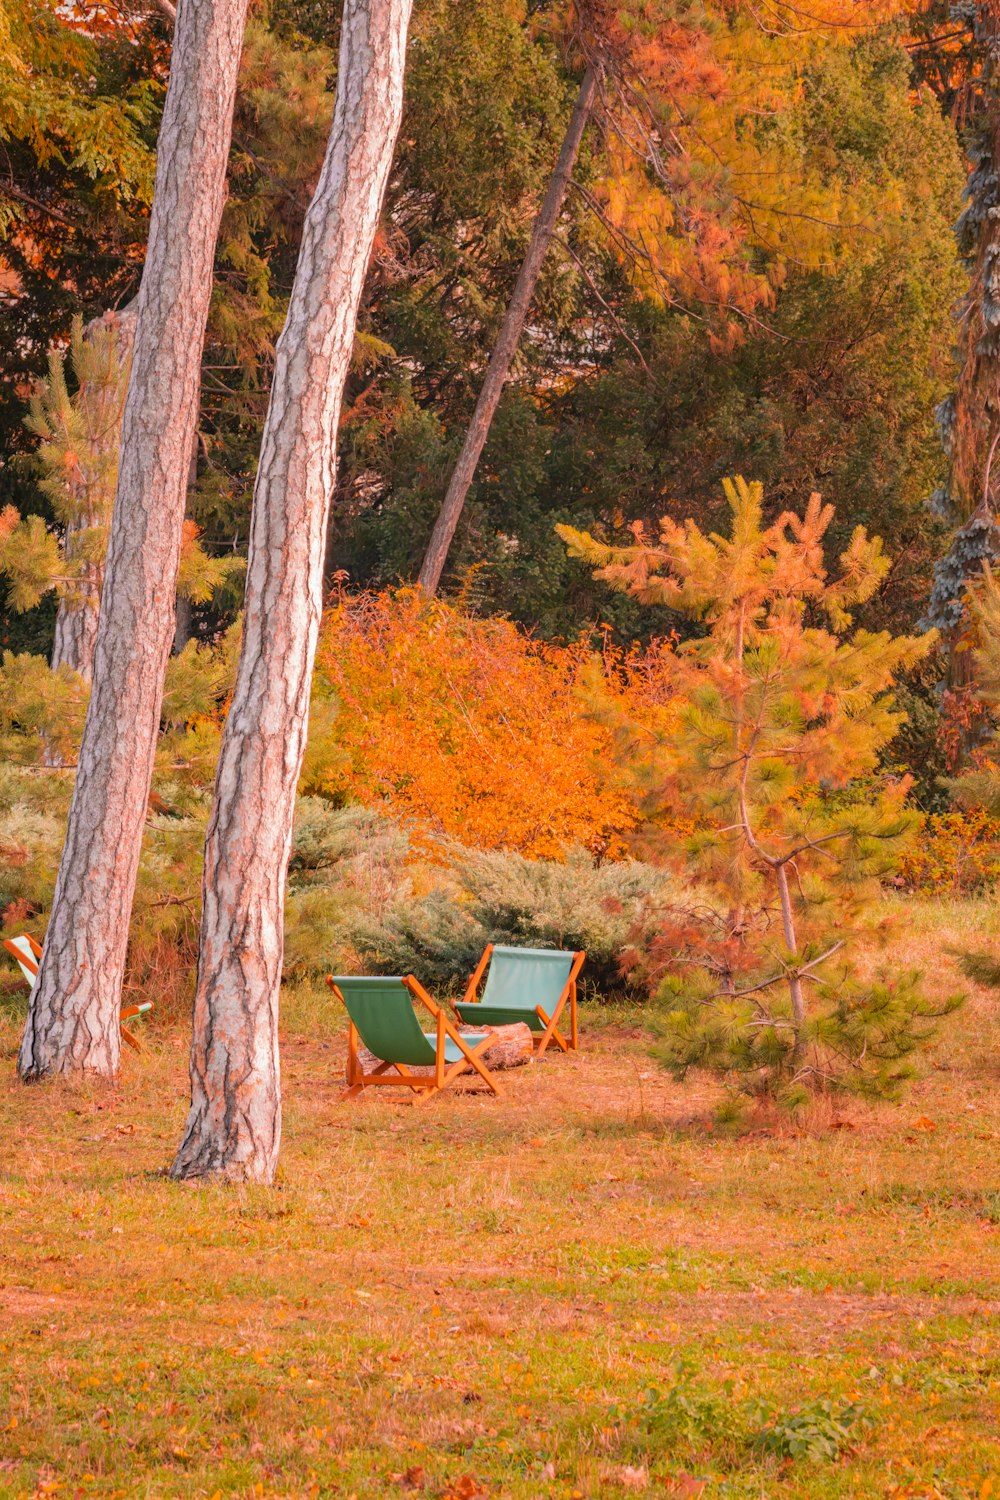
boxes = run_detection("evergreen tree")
[559,477,962,1102]
[0,0,163,491]
[0,314,241,680]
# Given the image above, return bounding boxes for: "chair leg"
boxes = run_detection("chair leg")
[345,1022,360,1090]
[450,1031,503,1095]
[535,1005,569,1056]
[338,1060,401,1103]
[394,1061,428,1097]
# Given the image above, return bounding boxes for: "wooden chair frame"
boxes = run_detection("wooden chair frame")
[2,934,153,1052]
[459,944,586,1056]
[326,974,504,1104]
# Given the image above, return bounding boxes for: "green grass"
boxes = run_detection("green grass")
[2,896,1000,1498]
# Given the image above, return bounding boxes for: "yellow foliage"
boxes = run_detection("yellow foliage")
[897,810,1000,895]
[314,589,678,860]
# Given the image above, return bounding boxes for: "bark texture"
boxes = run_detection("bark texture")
[50,306,137,683]
[171,0,413,1183]
[19,0,250,1082]
[417,65,597,597]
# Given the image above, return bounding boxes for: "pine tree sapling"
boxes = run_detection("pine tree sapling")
[559,477,962,1102]
[1,312,134,681]
[0,317,237,684]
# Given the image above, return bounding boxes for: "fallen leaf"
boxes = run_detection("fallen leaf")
[442,1478,485,1500]
[668,1477,707,1498]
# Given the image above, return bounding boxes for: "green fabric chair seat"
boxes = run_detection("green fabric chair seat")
[453,1003,547,1031]
[331,975,488,1064]
[453,945,573,1029]
[328,972,504,1102]
[435,1033,489,1064]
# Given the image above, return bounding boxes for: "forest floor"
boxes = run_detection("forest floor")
[1,897,1000,1500]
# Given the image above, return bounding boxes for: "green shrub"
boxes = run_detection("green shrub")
[348,844,672,996]
[283,801,413,975]
[0,775,415,1006]
[636,1370,739,1449]
[1,770,672,1003]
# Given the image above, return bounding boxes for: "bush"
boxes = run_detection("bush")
[347,843,673,996]
[0,764,208,1014]
[896,809,1000,895]
[0,776,414,1007]
[0,778,668,1003]
[283,801,415,976]
[315,588,679,860]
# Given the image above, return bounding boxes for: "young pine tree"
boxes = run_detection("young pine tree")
[559,477,962,1104]
[0,313,240,686]
[1,312,134,681]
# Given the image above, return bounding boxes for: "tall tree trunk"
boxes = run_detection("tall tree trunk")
[416,65,597,597]
[922,9,1000,709]
[50,306,137,683]
[19,0,250,1082]
[774,862,807,1069]
[171,0,413,1184]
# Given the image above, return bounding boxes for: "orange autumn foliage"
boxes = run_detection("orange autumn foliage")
[314,589,678,860]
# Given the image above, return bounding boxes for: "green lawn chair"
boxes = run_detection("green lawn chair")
[325,973,503,1103]
[452,944,585,1056]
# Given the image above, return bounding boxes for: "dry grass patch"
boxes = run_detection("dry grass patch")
[1,896,1000,1498]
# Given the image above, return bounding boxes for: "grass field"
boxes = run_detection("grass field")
[2,896,1000,1499]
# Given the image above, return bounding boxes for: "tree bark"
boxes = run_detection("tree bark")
[774,862,807,1068]
[171,0,413,1183]
[19,0,250,1082]
[50,306,137,683]
[416,65,597,597]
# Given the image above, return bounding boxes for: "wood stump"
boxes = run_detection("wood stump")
[352,1021,534,1084]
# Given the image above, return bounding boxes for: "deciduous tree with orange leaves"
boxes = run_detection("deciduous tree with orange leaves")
[314,588,678,861]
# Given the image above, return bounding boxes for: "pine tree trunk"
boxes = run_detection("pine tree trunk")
[50,597,100,683]
[171,0,413,1183]
[416,65,597,597]
[19,0,250,1082]
[50,306,136,683]
[774,863,807,1068]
